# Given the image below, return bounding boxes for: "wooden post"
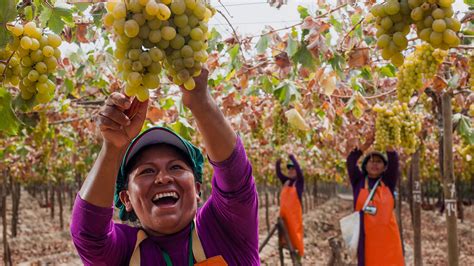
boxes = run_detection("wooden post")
[1,171,12,266]
[411,149,422,266]
[441,92,459,266]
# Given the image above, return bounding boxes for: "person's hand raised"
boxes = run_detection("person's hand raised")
[96,92,148,149]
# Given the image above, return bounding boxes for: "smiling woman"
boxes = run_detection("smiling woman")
[69,68,260,265]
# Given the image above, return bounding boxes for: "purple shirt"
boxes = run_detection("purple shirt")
[275,155,304,204]
[70,137,260,265]
[346,149,399,266]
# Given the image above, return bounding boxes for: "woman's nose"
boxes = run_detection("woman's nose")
[154,171,174,184]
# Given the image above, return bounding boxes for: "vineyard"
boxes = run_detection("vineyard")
[0,0,473,265]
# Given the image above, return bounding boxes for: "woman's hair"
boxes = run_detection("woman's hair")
[361,152,388,176]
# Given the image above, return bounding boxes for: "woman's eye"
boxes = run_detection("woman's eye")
[170,164,183,170]
[139,168,155,175]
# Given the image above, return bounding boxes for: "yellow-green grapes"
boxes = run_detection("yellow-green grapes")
[372,0,461,66]
[396,43,446,102]
[2,22,61,104]
[104,0,214,101]
[373,101,422,154]
[272,104,289,147]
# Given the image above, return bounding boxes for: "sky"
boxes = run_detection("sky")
[208,0,469,39]
[60,0,470,54]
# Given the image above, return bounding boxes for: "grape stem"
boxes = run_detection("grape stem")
[0,50,16,79]
[338,17,365,51]
[50,115,94,125]
[215,9,246,60]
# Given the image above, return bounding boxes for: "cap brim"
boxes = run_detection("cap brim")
[123,127,189,167]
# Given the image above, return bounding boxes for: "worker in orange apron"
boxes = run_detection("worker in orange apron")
[276,155,304,257]
[346,133,404,265]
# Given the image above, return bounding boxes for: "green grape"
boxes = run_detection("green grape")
[171,0,186,15]
[432,19,446,32]
[124,20,140,38]
[161,26,177,41]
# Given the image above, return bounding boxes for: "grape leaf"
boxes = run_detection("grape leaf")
[255,34,270,54]
[0,87,20,136]
[47,7,74,34]
[0,0,17,48]
[292,45,315,69]
[464,0,474,7]
[287,35,298,57]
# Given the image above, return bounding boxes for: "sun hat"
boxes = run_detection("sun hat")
[114,126,204,221]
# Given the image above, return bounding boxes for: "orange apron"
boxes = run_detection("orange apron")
[279,181,304,256]
[355,179,404,266]
[129,222,227,266]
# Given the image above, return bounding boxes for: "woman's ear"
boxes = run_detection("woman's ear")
[195,182,202,203]
[119,190,134,212]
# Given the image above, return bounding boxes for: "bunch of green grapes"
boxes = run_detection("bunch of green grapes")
[5,22,61,103]
[410,0,461,50]
[373,101,421,154]
[272,104,289,146]
[371,0,461,66]
[396,43,446,102]
[104,0,213,101]
[371,0,412,67]
[0,48,21,86]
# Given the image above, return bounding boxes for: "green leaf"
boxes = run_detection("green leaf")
[329,15,342,33]
[47,7,74,34]
[207,27,222,52]
[273,81,299,105]
[328,54,345,74]
[0,0,18,23]
[160,97,175,110]
[255,34,270,54]
[228,44,239,62]
[0,0,17,48]
[292,45,315,69]
[168,117,194,141]
[287,35,298,57]
[454,114,474,144]
[64,78,74,94]
[465,0,474,7]
[39,7,53,28]
[0,87,20,136]
[24,6,34,21]
[378,64,396,77]
[297,5,309,19]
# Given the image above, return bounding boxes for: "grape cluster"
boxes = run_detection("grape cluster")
[0,22,61,103]
[411,0,461,49]
[371,0,461,66]
[396,43,446,102]
[371,0,412,67]
[272,104,289,146]
[373,101,422,154]
[104,0,213,101]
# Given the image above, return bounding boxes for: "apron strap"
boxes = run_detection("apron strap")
[192,220,207,263]
[130,229,148,266]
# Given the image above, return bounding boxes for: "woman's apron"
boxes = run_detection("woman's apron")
[279,180,304,256]
[355,178,404,266]
[129,222,227,266]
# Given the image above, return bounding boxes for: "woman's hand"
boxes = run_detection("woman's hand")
[360,130,375,152]
[97,92,149,150]
[179,68,211,112]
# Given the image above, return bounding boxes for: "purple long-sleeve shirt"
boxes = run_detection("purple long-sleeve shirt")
[276,155,304,204]
[70,137,260,265]
[346,149,399,266]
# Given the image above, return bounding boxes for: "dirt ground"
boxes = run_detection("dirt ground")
[0,190,472,265]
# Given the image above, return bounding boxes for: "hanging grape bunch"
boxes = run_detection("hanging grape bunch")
[373,101,422,154]
[272,104,289,147]
[0,22,62,104]
[371,0,461,66]
[396,43,447,102]
[103,0,214,101]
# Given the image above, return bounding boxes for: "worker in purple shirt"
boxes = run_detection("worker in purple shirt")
[276,155,304,205]
[345,133,404,265]
[275,154,305,257]
[70,68,260,265]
